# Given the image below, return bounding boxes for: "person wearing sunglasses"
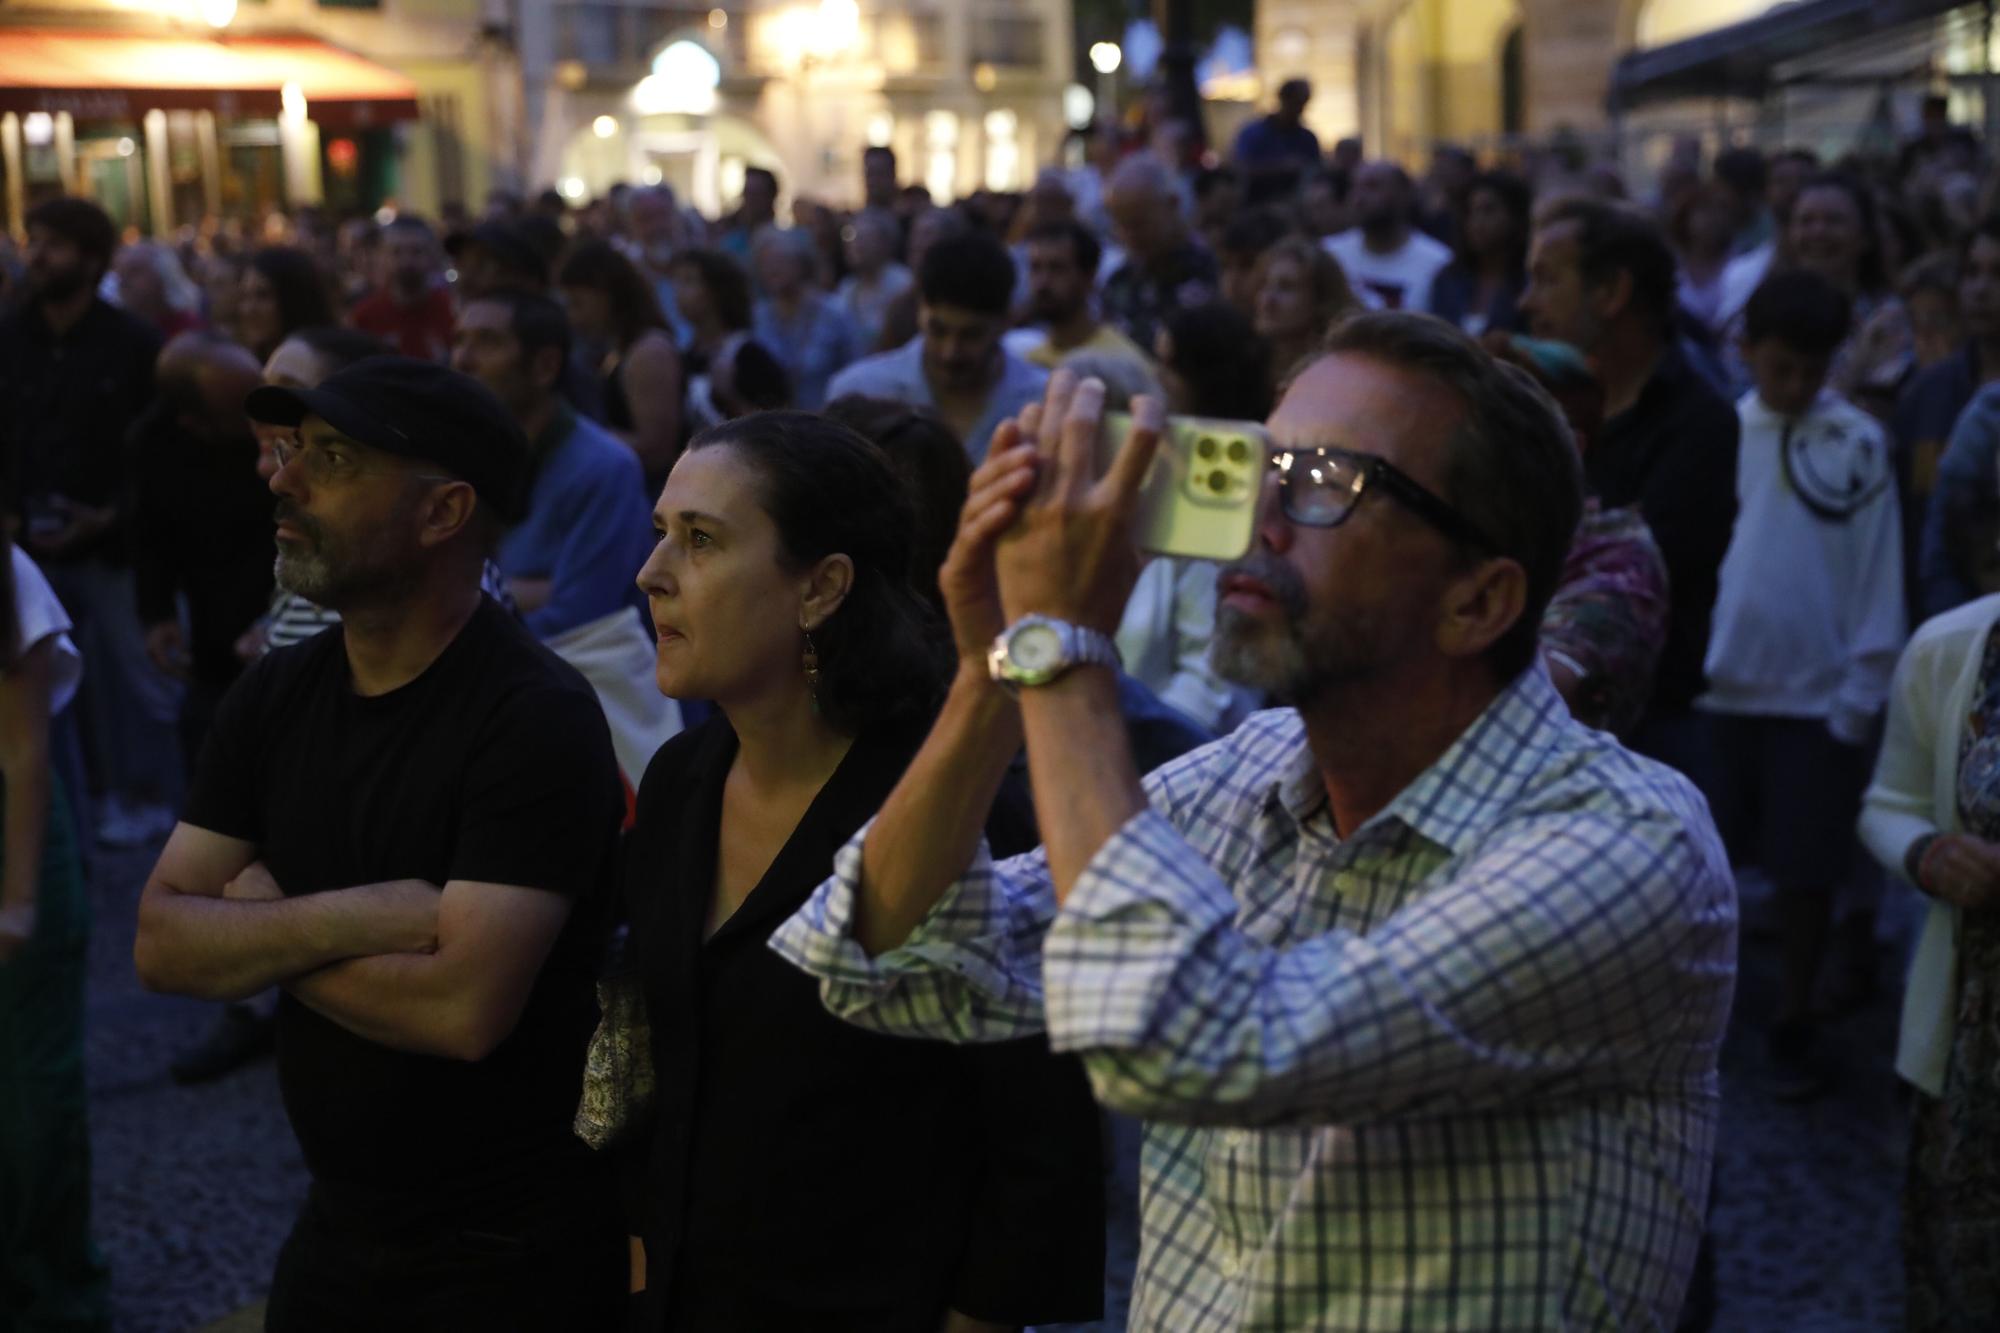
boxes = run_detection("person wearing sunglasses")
[775,311,1736,1330]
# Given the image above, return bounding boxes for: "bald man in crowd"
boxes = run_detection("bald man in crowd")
[1099,153,1219,353]
[131,332,277,769]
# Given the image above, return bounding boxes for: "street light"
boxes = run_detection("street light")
[1089,42,1122,125]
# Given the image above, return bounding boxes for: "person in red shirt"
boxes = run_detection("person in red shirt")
[348,216,455,362]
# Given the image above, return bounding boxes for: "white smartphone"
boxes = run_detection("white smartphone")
[1097,411,1265,562]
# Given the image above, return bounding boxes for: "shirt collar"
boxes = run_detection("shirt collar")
[1260,664,1571,857]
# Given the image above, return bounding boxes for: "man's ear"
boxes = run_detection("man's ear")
[416,480,480,550]
[1436,555,1528,664]
[1592,268,1635,323]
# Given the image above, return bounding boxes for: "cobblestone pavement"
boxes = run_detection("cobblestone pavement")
[83,842,1909,1333]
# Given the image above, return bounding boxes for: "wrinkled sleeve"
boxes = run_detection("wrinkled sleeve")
[1042,803,1736,1129]
[768,826,1060,1043]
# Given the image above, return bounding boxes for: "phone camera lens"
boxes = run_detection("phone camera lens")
[1207,470,1230,494]
[1196,437,1218,459]
[1226,439,1249,463]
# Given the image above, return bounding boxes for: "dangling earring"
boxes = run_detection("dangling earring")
[802,628,821,710]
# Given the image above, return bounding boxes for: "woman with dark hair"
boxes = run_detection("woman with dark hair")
[237,247,336,359]
[821,395,967,614]
[559,239,686,479]
[0,504,109,1326]
[1427,169,1532,337]
[619,412,1104,1331]
[1153,301,1274,422]
[1787,171,1912,405]
[666,248,754,371]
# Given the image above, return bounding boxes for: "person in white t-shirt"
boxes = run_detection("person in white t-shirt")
[0,537,111,1327]
[1699,269,1906,1097]
[1321,161,1454,312]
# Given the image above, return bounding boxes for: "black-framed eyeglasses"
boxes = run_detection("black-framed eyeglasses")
[1270,446,1493,549]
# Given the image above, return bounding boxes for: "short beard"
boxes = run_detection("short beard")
[272,500,416,611]
[1210,553,1381,707]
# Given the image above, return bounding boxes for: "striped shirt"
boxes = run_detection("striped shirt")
[771,665,1737,1331]
[260,562,517,654]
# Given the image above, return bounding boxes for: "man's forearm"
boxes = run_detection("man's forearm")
[856,665,1024,956]
[135,883,428,1001]
[286,952,483,1060]
[1017,666,1145,901]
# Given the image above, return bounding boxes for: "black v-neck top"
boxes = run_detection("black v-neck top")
[620,713,1105,1331]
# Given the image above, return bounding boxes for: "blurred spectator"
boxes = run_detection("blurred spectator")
[1669,181,1740,335]
[1005,220,1153,375]
[1702,270,1903,1096]
[1323,161,1453,311]
[1909,218,2000,619]
[718,166,779,262]
[111,241,205,339]
[131,333,274,771]
[1418,144,1477,248]
[558,240,686,482]
[821,395,968,611]
[1154,301,1272,424]
[1859,584,2000,1332]
[751,227,861,410]
[238,246,336,361]
[0,522,109,1329]
[1100,154,1220,353]
[827,232,1047,461]
[452,288,674,790]
[874,205,969,352]
[1192,167,1244,256]
[1217,208,1294,317]
[0,198,177,846]
[1252,236,1360,392]
[1428,169,1532,336]
[1299,168,1350,240]
[196,252,247,343]
[625,185,697,339]
[1231,79,1321,175]
[834,209,914,352]
[1716,147,1821,333]
[1903,253,1964,375]
[1714,146,1774,258]
[862,144,899,211]
[446,220,549,300]
[349,216,455,362]
[1783,172,1911,409]
[1522,196,1739,767]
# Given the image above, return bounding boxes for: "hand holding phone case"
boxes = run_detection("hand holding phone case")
[1098,411,1265,562]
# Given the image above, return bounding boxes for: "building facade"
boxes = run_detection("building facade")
[0,0,518,235]
[528,0,1075,215]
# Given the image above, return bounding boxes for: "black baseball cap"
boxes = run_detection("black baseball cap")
[244,355,530,522]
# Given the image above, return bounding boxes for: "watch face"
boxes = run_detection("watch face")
[1009,624,1064,674]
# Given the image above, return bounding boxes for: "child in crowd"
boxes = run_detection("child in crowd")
[1700,268,1907,1096]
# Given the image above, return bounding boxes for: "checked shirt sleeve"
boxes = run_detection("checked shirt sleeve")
[1044,804,1735,1127]
[768,823,1059,1043]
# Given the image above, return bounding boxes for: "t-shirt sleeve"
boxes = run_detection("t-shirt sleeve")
[10,546,82,713]
[181,660,273,843]
[450,682,622,896]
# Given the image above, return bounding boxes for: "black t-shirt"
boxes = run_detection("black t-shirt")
[0,297,161,560]
[184,595,622,1232]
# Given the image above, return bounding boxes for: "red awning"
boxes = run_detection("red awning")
[0,29,421,126]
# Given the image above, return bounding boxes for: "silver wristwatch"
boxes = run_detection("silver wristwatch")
[986,615,1122,691]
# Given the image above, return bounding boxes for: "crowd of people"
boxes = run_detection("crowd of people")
[5,74,2000,1330]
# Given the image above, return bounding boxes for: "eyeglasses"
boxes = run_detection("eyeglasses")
[1270,446,1493,549]
[269,435,454,488]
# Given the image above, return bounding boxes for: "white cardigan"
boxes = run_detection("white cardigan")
[1858,594,2000,1096]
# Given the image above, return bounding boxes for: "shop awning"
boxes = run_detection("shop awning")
[0,29,421,127]
[1610,0,1970,111]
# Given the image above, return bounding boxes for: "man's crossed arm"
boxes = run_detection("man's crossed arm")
[135,822,571,1062]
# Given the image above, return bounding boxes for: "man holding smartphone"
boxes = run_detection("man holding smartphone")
[775,314,1736,1329]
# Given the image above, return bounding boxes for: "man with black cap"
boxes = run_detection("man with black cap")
[133,356,626,1330]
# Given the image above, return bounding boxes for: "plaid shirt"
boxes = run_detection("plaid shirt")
[771,666,1737,1331]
